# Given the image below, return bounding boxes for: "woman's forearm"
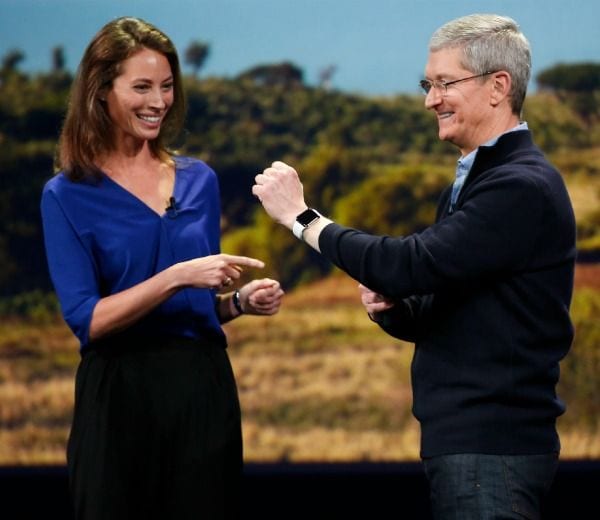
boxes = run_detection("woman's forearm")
[88,263,183,341]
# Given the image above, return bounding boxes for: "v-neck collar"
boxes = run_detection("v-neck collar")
[100,162,179,218]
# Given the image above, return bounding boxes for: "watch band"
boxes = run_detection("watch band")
[292,208,321,241]
[292,220,306,240]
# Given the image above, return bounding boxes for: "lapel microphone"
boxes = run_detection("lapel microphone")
[166,196,178,218]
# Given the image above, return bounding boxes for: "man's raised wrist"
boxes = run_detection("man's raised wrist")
[292,208,322,241]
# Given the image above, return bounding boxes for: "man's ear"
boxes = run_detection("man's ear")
[490,71,511,106]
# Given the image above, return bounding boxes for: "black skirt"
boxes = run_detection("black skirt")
[67,333,242,520]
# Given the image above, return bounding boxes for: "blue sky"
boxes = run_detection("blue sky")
[1,0,599,96]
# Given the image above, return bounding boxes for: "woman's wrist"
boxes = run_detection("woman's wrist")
[216,291,241,323]
[224,290,244,319]
[231,290,244,315]
[167,261,189,289]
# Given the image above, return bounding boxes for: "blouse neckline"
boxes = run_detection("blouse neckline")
[99,160,179,218]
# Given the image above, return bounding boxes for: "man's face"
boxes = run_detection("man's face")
[423,47,495,156]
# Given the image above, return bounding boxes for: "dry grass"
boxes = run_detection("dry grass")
[224,273,419,461]
[0,321,76,464]
[555,147,600,224]
[568,178,600,223]
[1,271,599,465]
[241,422,422,462]
[560,428,600,460]
[575,263,600,290]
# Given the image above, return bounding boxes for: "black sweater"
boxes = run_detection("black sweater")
[319,130,576,457]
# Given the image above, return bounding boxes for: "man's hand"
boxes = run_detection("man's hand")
[358,284,395,321]
[253,161,308,229]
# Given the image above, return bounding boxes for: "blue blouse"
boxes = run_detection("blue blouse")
[40,156,224,349]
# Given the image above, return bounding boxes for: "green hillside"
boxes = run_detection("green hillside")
[1,66,600,300]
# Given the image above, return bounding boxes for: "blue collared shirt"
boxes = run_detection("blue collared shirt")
[449,122,529,213]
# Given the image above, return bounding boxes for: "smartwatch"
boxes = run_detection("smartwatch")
[292,208,322,240]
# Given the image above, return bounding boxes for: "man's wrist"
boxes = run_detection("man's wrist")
[367,311,383,323]
[292,208,322,241]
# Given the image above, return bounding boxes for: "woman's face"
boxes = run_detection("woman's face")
[105,47,174,146]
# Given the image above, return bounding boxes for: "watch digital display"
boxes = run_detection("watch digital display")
[293,208,322,240]
[296,208,320,226]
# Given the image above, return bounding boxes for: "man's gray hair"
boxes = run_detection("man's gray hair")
[429,13,531,115]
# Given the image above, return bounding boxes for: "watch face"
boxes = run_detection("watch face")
[296,209,320,226]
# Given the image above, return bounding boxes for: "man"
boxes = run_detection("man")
[253,13,576,520]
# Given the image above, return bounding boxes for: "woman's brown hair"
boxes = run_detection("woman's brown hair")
[56,17,186,180]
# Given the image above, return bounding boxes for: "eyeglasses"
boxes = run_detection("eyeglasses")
[419,71,496,96]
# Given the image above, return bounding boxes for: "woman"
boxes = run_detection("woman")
[40,17,283,520]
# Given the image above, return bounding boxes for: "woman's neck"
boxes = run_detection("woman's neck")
[99,140,158,175]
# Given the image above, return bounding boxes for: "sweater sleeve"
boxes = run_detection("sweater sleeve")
[40,187,100,345]
[318,169,544,300]
[376,294,433,342]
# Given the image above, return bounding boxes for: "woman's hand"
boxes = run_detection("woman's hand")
[176,253,265,290]
[358,283,394,321]
[238,278,284,316]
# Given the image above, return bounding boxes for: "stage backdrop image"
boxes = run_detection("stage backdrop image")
[1,2,599,517]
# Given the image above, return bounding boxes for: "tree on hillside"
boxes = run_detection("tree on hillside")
[51,46,65,72]
[536,62,600,123]
[1,49,25,73]
[318,64,337,90]
[237,61,304,88]
[185,40,210,78]
[47,45,73,90]
[537,62,600,93]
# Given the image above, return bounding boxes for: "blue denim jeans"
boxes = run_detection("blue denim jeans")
[422,453,558,520]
